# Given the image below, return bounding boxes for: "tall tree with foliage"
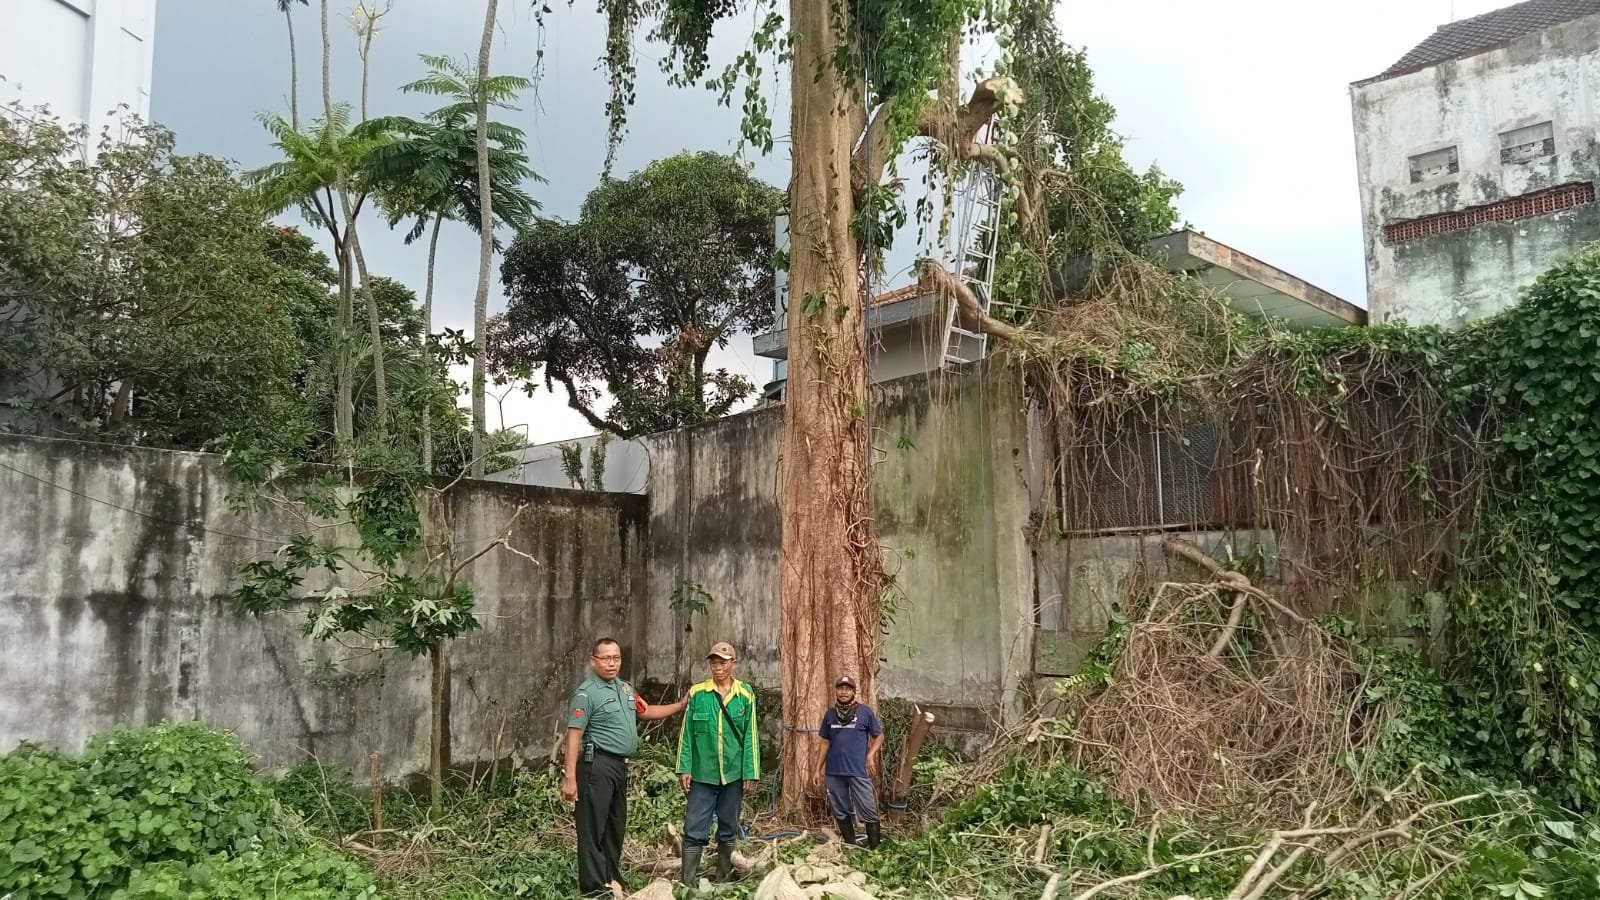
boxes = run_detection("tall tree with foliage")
[334,0,395,428]
[488,151,782,437]
[250,106,389,445]
[1009,0,1180,263]
[541,0,1017,813]
[259,0,395,445]
[0,108,313,449]
[365,52,540,471]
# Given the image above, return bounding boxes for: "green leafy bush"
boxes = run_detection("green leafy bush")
[82,722,277,864]
[114,846,378,899]
[0,723,375,899]
[0,744,122,896]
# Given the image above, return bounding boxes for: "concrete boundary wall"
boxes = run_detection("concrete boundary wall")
[642,364,1035,731]
[1,363,1045,770]
[0,433,647,774]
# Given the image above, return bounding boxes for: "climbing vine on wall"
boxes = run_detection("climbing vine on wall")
[1033,244,1600,807]
[1450,251,1600,621]
[1442,247,1600,807]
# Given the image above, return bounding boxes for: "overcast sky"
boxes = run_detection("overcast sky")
[151,0,1509,443]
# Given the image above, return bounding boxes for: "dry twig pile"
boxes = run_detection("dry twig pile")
[1063,539,1374,826]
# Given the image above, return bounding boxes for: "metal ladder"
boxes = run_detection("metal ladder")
[939,164,1002,369]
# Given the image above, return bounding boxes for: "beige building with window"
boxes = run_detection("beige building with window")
[1351,0,1600,326]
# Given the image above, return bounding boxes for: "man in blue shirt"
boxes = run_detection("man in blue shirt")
[815,675,884,849]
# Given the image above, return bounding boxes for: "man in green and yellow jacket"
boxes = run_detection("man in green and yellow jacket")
[676,641,759,885]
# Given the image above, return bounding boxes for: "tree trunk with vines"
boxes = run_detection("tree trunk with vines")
[777,0,885,817]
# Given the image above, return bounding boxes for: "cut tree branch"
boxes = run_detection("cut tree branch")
[1160,536,1310,627]
[851,77,1022,202]
[917,259,1038,345]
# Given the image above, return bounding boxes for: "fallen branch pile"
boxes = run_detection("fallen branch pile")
[1065,538,1367,825]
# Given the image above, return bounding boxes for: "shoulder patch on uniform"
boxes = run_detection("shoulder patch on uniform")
[572,708,584,716]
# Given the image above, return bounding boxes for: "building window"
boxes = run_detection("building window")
[1382,181,1596,244]
[1408,146,1459,183]
[1501,121,1556,165]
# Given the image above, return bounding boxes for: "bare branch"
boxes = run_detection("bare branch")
[1072,844,1259,900]
[448,502,529,583]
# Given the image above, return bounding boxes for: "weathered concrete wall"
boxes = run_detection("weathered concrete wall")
[0,433,647,775]
[641,364,1034,730]
[1033,531,1275,676]
[1352,13,1600,326]
[642,404,784,687]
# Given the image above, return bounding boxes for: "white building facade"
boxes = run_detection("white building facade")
[1352,0,1600,327]
[2,0,158,148]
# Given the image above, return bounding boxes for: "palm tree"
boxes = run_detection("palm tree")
[363,100,540,470]
[248,106,390,444]
[385,46,528,476]
[395,53,530,121]
[275,0,310,127]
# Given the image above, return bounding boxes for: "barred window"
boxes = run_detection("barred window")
[1408,146,1459,183]
[1060,421,1224,534]
[1500,121,1555,165]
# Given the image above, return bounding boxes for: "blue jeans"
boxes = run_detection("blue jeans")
[683,779,744,848]
[825,775,879,824]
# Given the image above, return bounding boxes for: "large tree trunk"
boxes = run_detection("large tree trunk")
[107,377,134,428]
[777,0,884,818]
[284,6,300,128]
[421,211,443,473]
[468,0,498,477]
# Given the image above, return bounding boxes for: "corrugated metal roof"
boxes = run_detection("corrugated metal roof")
[1367,0,1600,82]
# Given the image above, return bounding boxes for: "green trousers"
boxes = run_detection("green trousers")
[576,750,628,896]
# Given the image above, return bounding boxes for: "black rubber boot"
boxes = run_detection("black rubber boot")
[835,817,856,845]
[680,845,702,886]
[865,821,882,849]
[715,843,735,882]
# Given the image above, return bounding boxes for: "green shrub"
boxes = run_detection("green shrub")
[0,743,123,897]
[114,845,378,899]
[0,722,374,899]
[81,722,277,865]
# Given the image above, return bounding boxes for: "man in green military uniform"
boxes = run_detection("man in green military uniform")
[676,641,759,885]
[563,637,686,897]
